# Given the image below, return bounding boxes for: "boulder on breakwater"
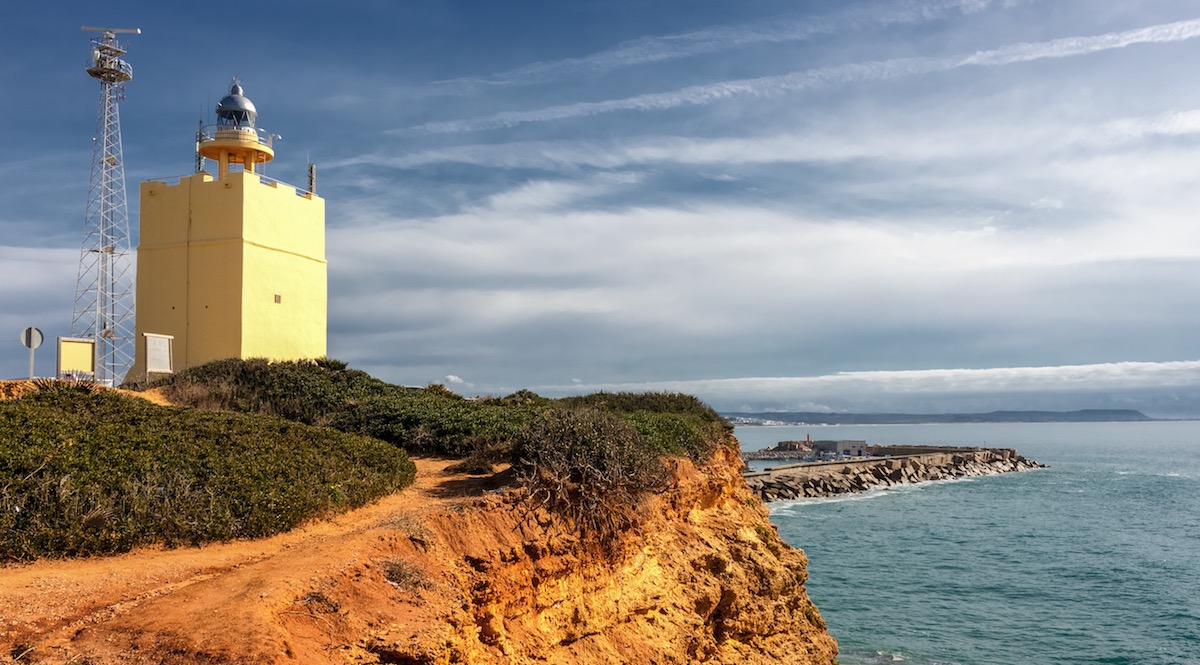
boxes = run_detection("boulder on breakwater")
[743,448,1044,502]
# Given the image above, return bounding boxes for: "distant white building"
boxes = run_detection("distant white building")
[812,439,868,457]
[837,440,867,457]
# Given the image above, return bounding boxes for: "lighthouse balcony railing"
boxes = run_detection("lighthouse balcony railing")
[198,124,274,150]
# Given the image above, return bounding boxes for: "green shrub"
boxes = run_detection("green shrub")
[556,391,726,423]
[0,388,414,561]
[514,408,669,542]
[153,357,389,425]
[555,391,730,462]
[476,389,552,408]
[625,410,728,462]
[153,359,734,465]
[155,358,540,457]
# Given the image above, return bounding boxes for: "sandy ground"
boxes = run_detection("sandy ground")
[0,456,502,663]
[0,381,498,663]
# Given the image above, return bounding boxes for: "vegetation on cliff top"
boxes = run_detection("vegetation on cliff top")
[153,357,729,463]
[1,359,730,560]
[153,358,732,542]
[0,380,414,562]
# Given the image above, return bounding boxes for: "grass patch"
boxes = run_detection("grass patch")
[382,558,430,590]
[0,386,414,562]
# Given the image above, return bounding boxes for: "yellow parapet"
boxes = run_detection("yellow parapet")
[129,82,326,380]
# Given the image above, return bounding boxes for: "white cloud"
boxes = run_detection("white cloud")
[1101,108,1200,139]
[336,102,1200,178]
[477,173,642,213]
[397,18,1200,135]
[528,361,1200,413]
[1030,197,1064,210]
[443,374,475,388]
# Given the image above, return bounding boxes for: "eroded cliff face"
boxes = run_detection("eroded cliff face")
[353,445,838,665]
[1,447,837,664]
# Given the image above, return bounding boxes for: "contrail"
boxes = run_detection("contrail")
[425,0,1016,94]
[399,18,1200,135]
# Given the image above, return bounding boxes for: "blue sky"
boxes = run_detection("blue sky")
[4,0,1200,415]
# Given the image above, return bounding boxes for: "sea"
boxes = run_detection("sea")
[735,421,1200,665]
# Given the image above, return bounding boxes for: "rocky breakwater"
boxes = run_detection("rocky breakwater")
[744,448,1044,502]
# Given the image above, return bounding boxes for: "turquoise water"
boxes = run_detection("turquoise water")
[736,422,1200,665]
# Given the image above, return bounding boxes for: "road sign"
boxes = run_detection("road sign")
[21,327,43,350]
[21,327,43,380]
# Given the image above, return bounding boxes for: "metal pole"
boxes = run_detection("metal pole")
[28,345,34,380]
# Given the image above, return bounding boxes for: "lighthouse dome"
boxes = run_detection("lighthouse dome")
[215,81,258,127]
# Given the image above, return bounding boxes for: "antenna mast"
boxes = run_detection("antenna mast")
[72,26,140,385]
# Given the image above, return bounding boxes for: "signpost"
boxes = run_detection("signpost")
[20,327,43,380]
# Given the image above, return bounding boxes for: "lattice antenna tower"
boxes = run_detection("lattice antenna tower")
[73,26,140,385]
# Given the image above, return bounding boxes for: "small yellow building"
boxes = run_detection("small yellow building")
[130,81,326,379]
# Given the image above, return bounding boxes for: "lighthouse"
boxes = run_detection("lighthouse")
[130,80,327,379]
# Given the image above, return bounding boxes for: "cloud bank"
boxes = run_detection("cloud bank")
[528,361,1200,417]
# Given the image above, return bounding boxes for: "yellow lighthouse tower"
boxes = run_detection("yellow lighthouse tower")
[130,81,326,379]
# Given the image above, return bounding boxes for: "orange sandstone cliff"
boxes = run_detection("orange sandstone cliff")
[0,446,837,664]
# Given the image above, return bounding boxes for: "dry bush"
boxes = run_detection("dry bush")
[382,558,430,590]
[514,408,668,544]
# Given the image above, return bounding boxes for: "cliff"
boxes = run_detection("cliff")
[0,447,837,664]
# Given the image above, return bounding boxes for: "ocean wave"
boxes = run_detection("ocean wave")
[1115,470,1192,479]
[838,649,966,665]
[767,476,979,515]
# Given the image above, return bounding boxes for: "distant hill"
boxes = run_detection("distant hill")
[725,409,1154,425]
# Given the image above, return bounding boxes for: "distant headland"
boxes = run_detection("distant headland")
[725,409,1153,425]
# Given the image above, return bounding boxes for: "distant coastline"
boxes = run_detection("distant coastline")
[725,409,1154,425]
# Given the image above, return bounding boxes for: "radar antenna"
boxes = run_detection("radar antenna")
[72,27,140,385]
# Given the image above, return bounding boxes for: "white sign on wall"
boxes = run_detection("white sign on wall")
[144,333,174,375]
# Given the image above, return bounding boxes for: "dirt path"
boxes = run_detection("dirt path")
[0,458,505,663]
